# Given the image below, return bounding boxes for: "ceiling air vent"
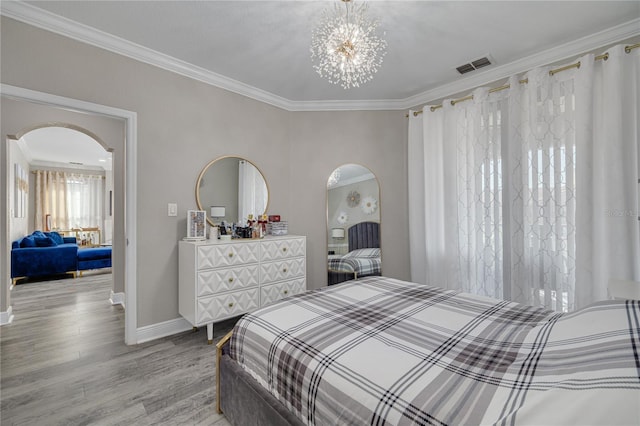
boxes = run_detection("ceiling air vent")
[69,161,84,165]
[456,56,492,75]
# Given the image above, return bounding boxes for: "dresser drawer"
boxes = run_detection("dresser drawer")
[196,288,260,324]
[260,257,305,285]
[261,238,306,261]
[197,265,260,297]
[260,278,306,306]
[197,242,260,269]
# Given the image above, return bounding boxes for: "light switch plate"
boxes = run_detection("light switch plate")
[168,203,177,217]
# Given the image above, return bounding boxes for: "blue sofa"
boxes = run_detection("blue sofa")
[77,247,112,276]
[11,231,78,284]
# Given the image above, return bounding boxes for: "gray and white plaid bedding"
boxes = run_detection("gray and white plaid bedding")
[327,256,381,277]
[229,276,640,425]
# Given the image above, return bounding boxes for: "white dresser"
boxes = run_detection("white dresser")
[179,235,306,343]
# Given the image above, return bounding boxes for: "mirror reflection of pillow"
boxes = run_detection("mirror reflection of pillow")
[344,248,380,258]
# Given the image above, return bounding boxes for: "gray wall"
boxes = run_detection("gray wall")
[289,111,409,290]
[1,17,410,328]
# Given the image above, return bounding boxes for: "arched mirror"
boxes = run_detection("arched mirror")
[327,164,381,286]
[196,156,269,227]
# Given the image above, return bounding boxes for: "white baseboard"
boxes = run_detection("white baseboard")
[109,290,125,307]
[0,306,14,326]
[136,317,192,344]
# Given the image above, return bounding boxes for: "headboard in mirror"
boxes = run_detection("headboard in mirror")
[327,163,381,286]
[196,156,269,227]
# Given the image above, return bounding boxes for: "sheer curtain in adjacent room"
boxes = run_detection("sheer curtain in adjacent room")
[408,44,640,311]
[34,170,104,232]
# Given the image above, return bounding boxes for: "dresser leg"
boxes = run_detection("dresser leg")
[207,323,213,344]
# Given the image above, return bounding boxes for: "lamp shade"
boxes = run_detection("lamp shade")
[210,206,226,218]
[331,228,345,239]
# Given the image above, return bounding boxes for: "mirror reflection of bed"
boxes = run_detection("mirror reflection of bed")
[326,163,381,286]
[328,221,381,285]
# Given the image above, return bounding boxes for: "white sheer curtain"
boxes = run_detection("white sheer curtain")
[66,173,104,229]
[34,170,104,231]
[409,44,640,311]
[35,170,68,230]
[238,160,268,222]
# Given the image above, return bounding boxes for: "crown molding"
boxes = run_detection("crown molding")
[2,2,638,112]
[0,1,294,110]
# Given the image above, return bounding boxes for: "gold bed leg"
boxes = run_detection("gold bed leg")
[216,330,234,414]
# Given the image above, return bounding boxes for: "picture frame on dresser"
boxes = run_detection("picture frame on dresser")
[178,235,306,343]
[186,209,206,240]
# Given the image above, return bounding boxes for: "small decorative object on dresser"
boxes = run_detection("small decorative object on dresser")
[185,210,206,241]
[179,235,306,343]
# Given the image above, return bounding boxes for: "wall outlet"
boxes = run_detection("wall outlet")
[168,203,177,217]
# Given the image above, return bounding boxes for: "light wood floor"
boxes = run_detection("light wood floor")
[1,272,235,425]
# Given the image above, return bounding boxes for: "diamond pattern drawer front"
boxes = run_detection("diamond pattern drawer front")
[196,288,260,324]
[261,238,306,261]
[260,258,306,285]
[180,236,306,342]
[260,278,306,306]
[197,242,260,269]
[197,265,260,297]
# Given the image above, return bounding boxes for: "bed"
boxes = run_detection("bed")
[328,221,381,286]
[217,276,640,425]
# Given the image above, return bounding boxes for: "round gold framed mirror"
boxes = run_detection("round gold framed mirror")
[196,156,269,227]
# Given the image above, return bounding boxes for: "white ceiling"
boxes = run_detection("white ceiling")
[20,127,112,171]
[4,1,639,111]
[2,1,639,166]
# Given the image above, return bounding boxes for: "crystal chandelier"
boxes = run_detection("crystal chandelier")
[310,0,387,89]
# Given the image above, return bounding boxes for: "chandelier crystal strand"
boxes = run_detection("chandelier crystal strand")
[310,0,387,89]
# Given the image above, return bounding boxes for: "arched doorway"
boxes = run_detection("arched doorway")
[13,124,114,287]
[1,85,137,344]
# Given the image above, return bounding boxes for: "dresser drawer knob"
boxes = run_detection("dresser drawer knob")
[283,268,288,273]
[282,247,288,252]
[228,277,234,283]
[283,290,288,295]
[228,252,234,258]
[228,302,234,308]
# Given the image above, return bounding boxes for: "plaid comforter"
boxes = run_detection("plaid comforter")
[230,276,640,425]
[327,256,381,277]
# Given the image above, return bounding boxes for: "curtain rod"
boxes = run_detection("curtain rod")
[408,43,640,117]
[31,170,106,178]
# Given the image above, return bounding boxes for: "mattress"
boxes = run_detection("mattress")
[229,276,640,425]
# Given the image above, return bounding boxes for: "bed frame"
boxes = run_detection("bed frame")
[327,221,380,286]
[217,222,381,425]
[217,332,304,426]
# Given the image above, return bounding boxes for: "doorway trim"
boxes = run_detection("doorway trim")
[2,83,138,344]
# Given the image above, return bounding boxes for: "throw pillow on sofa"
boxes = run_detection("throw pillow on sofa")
[46,231,64,245]
[34,236,57,247]
[20,235,36,248]
[32,230,46,238]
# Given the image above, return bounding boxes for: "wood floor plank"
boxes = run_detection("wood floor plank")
[1,272,237,425]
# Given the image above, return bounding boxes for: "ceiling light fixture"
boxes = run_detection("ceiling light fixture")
[310,0,387,89]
